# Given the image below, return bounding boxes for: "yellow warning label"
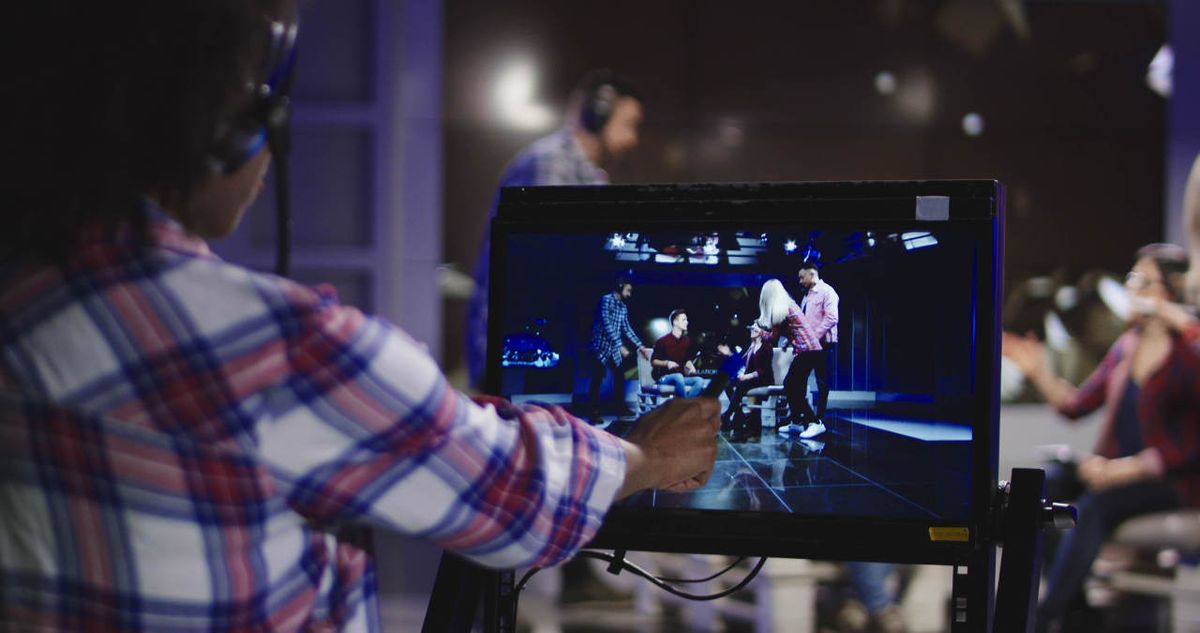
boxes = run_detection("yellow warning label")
[928,527,970,542]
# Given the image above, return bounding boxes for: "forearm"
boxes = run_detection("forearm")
[618,439,650,498]
[1097,449,1166,489]
[272,394,625,569]
[623,324,642,348]
[1025,364,1077,412]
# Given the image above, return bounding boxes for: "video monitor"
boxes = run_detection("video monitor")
[486,181,1002,565]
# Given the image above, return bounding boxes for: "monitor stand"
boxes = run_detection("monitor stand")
[988,468,1077,633]
[420,467,1075,633]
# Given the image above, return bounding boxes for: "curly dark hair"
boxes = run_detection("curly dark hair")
[5,0,293,261]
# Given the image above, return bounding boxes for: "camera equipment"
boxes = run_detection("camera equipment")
[423,181,1075,632]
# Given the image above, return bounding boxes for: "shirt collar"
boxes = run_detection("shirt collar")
[141,198,214,257]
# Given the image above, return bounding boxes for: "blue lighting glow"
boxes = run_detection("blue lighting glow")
[500,332,560,368]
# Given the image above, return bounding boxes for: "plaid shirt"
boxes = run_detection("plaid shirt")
[0,209,625,631]
[589,292,643,367]
[1054,326,1200,507]
[773,305,821,354]
[499,127,610,187]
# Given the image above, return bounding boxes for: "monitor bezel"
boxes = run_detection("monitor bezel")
[486,180,1004,565]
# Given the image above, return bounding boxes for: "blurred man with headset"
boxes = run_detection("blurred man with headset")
[466,69,645,390]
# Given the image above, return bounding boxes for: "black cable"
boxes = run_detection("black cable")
[514,552,767,603]
[577,551,767,601]
[655,556,747,584]
[514,566,542,595]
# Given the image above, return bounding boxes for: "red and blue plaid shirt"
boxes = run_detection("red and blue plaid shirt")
[1053,326,1200,507]
[0,208,625,631]
[771,305,821,354]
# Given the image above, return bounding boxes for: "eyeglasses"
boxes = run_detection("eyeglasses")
[1125,270,1164,291]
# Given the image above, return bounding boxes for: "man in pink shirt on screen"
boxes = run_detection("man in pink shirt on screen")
[793,261,839,439]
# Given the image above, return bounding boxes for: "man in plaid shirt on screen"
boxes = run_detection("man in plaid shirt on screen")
[0,2,719,631]
[587,278,653,417]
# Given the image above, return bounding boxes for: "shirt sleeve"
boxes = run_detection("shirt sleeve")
[787,310,822,352]
[621,310,643,349]
[601,296,623,348]
[255,287,627,569]
[815,288,839,341]
[1141,336,1200,473]
[1054,335,1125,420]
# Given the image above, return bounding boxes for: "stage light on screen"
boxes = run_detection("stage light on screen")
[494,58,554,130]
[608,233,626,249]
[647,317,671,341]
[784,239,798,253]
[901,231,938,251]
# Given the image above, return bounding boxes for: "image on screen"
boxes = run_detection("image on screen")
[496,226,977,522]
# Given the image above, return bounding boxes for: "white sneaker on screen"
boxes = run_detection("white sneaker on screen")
[798,420,826,439]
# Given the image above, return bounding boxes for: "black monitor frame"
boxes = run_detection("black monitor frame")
[486,180,1003,569]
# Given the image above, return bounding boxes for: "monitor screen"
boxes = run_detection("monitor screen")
[487,181,1002,564]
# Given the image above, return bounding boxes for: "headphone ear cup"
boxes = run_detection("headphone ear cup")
[208,21,296,173]
[580,83,617,134]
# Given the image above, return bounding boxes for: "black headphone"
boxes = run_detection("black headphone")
[208,21,298,174]
[576,69,641,135]
[579,81,619,134]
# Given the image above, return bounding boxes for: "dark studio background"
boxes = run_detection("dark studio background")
[441,0,1166,382]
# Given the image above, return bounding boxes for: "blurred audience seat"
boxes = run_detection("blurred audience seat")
[1104,510,1200,632]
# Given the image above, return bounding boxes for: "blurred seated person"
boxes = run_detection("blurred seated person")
[722,320,774,441]
[652,309,705,398]
[1002,243,1200,631]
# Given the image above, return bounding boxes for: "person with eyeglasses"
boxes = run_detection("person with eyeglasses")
[1003,243,1200,631]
